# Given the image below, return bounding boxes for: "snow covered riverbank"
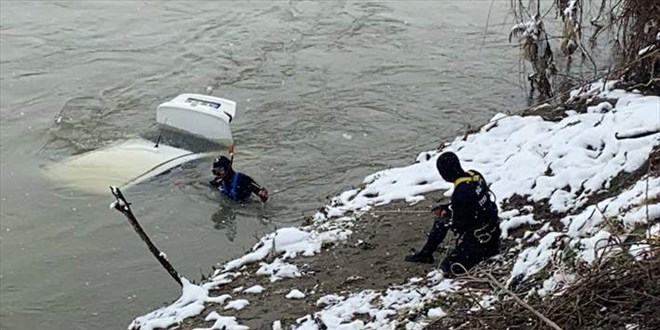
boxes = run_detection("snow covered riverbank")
[129,81,659,330]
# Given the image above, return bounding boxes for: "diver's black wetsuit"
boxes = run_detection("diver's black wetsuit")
[410,170,500,275]
[441,170,500,274]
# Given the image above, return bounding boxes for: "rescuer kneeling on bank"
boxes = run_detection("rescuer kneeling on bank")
[405,151,500,276]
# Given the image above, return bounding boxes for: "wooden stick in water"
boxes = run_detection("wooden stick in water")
[109,186,183,287]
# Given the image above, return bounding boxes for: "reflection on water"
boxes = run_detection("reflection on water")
[210,199,272,241]
[211,205,237,240]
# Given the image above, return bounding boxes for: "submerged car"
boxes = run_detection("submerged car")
[43,94,236,194]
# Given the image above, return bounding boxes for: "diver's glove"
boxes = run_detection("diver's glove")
[431,203,452,218]
[258,188,269,202]
[209,176,223,188]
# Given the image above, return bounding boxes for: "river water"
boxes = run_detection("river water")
[1,2,528,329]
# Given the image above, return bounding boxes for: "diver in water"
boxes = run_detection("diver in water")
[209,155,269,202]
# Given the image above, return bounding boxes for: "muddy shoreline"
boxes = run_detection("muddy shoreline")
[177,191,450,329]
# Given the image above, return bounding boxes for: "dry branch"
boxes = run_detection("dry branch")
[484,272,564,330]
[110,186,183,287]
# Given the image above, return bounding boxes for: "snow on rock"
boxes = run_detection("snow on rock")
[194,312,248,330]
[587,101,613,114]
[223,234,274,271]
[243,285,265,294]
[256,259,301,282]
[207,272,239,287]
[316,294,345,307]
[427,307,447,319]
[500,214,540,239]
[274,227,322,258]
[224,299,249,311]
[206,294,232,305]
[272,320,283,330]
[286,289,306,299]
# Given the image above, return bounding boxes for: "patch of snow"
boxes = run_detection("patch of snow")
[346,275,364,282]
[510,232,564,280]
[223,235,274,271]
[408,277,424,284]
[286,289,306,299]
[538,271,576,297]
[587,101,613,113]
[512,176,659,281]
[243,285,264,294]
[223,226,351,272]
[204,272,239,290]
[616,125,660,139]
[563,0,579,19]
[500,209,521,219]
[195,312,248,330]
[427,307,447,319]
[500,214,539,239]
[129,278,208,330]
[638,45,655,56]
[224,299,249,311]
[206,294,231,304]
[256,259,301,282]
[629,243,651,260]
[316,294,345,307]
[274,227,319,258]
[294,278,458,329]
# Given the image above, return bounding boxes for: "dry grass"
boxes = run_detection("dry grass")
[426,244,660,330]
[508,0,659,101]
[614,0,660,84]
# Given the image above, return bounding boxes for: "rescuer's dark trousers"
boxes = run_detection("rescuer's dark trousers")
[439,227,501,276]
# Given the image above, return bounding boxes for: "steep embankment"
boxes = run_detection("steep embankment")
[128,81,659,330]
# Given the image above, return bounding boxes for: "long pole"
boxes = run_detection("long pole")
[109,186,183,287]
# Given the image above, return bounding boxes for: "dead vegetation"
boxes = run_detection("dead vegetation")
[508,0,659,102]
[427,244,660,330]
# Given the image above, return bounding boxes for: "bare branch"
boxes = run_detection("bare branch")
[110,186,183,287]
[484,272,564,330]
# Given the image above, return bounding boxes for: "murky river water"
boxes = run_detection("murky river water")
[1,2,530,329]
